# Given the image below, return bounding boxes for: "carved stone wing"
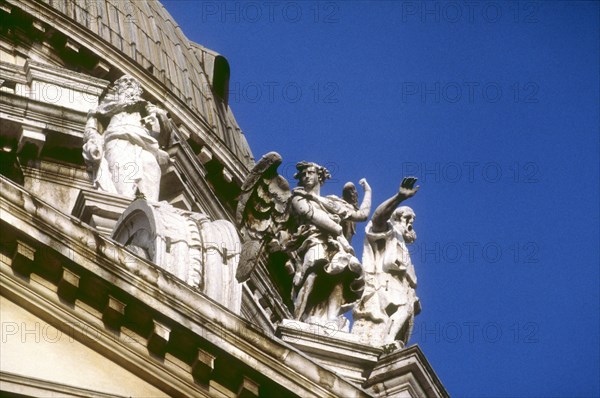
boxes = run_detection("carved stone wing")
[236,152,292,282]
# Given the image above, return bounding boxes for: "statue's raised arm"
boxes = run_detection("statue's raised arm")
[371,177,419,233]
[352,176,420,350]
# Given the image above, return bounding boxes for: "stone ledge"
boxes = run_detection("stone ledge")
[1,176,371,398]
[0,371,130,398]
[277,319,383,384]
[364,345,449,398]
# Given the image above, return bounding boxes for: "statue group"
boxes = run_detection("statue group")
[237,152,421,347]
[84,75,423,349]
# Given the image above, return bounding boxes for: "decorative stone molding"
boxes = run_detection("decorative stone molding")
[112,199,243,313]
[71,189,132,235]
[364,346,448,398]
[0,371,131,398]
[277,319,383,384]
[17,125,45,158]
[19,60,109,113]
[1,176,371,398]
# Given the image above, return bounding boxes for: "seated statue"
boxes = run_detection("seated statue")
[82,75,173,201]
[352,177,420,348]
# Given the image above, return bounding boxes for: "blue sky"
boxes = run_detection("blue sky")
[162,1,599,396]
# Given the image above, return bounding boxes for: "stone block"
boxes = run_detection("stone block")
[11,240,36,276]
[191,348,215,385]
[276,319,382,384]
[147,320,170,357]
[57,267,80,303]
[103,295,126,330]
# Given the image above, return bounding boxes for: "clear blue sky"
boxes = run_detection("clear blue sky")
[162,1,599,396]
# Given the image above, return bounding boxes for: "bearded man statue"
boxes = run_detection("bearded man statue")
[352,177,420,349]
[82,75,172,201]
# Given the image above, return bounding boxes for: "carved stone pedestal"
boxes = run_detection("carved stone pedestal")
[364,345,448,398]
[276,320,448,397]
[71,189,132,235]
[276,319,382,384]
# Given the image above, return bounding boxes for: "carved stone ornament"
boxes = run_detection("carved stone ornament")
[352,179,421,349]
[82,75,174,201]
[112,200,242,313]
[238,154,421,344]
[236,152,373,330]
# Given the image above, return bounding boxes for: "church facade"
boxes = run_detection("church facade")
[0,1,447,397]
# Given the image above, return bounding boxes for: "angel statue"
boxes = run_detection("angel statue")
[236,152,372,328]
[352,177,420,349]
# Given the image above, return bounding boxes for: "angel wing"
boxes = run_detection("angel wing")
[341,182,359,243]
[235,152,292,282]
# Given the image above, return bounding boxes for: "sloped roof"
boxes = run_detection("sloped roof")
[35,0,252,166]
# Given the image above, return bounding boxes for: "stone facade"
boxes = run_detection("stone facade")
[0,1,447,397]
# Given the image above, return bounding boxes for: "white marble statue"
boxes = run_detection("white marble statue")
[112,200,242,313]
[352,177,420,349]
[236,152,371,329]
[83,75,173,201]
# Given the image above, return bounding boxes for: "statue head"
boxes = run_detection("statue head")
[294,161,331,190]
[114,74,143,102]
[391,206,416,244]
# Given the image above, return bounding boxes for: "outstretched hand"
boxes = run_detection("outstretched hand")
[359,178,371,192]
[399,177,419,199]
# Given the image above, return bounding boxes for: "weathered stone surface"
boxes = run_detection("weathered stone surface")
[112,199,242,313]
[237,152,371,326]
[17,125,45,158]
[2,177,371,398]
[82,75,173,201]
[353,178,420,348]
[147,320,170,357]
[71,189,133,235]
[57,267,80,303]
[103,295,126,330]
[11,240,36,276]
[364,346,448,398]
[277,319,382,384]
[192,348,215,385]
[0,0,447,393]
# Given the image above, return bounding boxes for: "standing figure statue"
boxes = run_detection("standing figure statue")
[352,177,420,349]
[288,162,371,326]
[82,75,173,201]
[235,152,371,329]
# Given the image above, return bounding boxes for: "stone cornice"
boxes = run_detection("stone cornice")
[0,176,370,398]
[0,371,132,398]
[0,90,87,137]
[0,270,209,398]
[25,59,109,95]
[365,346,449,398]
